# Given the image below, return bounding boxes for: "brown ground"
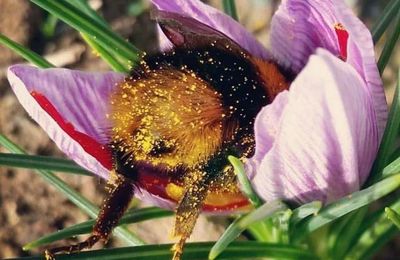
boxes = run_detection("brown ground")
[0,0,398,259]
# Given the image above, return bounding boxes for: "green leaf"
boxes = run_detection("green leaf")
[382,155,400,178]
[328,208,368,259]
[64,0,129,72]
[80,33,128,73]
[292,174,400,243]
[0,153,91,176]
[228,156,262,207]
[15,241,317,260]
[222,0,238,21]
[275,209,292,244]
[41,14,59,38]
[290,201,322,226]
[377,12,400,74]
[385,207,400,229]
[209,200,287,260]
[345,200,400,259]
[246,221,272,242]
[128,0,148,17]
[0,134,143,246]
[30,0,141,67]
[368,70,400,183]
[24,207,172,250]
[67,0,109,27]
[0,33,54,68]
[372,0,400,43]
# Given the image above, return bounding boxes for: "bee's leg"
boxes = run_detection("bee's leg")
[172,171,212,260]
[44,172,135,259]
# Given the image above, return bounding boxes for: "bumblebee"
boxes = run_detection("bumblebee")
[46,13,290,260]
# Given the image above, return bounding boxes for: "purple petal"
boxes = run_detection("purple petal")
[151,0,270,60]
[248,49,380,204]
[270,0,387,136]
[7,65,124,178]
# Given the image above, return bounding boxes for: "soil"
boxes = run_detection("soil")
[0,0,398,259]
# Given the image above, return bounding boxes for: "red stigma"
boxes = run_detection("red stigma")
[334,23,349,61]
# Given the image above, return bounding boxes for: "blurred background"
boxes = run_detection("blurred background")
[0,0,398,258]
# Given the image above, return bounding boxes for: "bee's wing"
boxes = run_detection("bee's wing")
[152,9,250,57]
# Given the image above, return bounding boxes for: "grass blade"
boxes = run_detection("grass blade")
[0,153,91,176]
[68,0,109,27]
[30,0,141,67]
[209,200,287,260]
[385,207,400,229]
[80,33,128,72]
[0,134,143,246]
[377,12,400,74]
[345,200,400,259]
[0,34,54,68]
[328,208,368,259]
[368,70,400,183]
[382,155,400,178]
[222,0,238,21]
[290,201,322,226]
[24,207,172,250]
[64,0,129,72]
[246,221,272,242]
[41,15,59,38]
[11,241,317,260]
[372,0,400,43]
[228,156,262,207]
[292,174,400,242]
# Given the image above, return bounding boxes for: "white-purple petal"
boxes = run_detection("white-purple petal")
[270,0,387,137]
[7,65,124,178]
[249,49,379,204]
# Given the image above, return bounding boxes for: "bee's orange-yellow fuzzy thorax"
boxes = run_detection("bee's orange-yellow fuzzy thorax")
[109,68,227,169]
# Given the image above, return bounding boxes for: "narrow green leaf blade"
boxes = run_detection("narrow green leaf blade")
[222,0,238,21]
[24,207,172,250]
[369,70,400,183]
[12,241,317,260]
[377,13,400,74]
[385,207,400,229]
[228,156,262,207]
[81,33,128,73]
[290,201,322,226]
[246,221,271,242]
[64,0,128,72]
[372,0,400,43]
[328,208,368,259]
[0,153,91,176]
[292,174,400,242]
[0,33,54,68]
[209,200,287,260]
[30,0,141,66]
[345,200,400,259]
[382,155,400,178]
[67,0,109,27]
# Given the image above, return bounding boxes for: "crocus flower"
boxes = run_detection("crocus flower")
[7,0,387,212]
